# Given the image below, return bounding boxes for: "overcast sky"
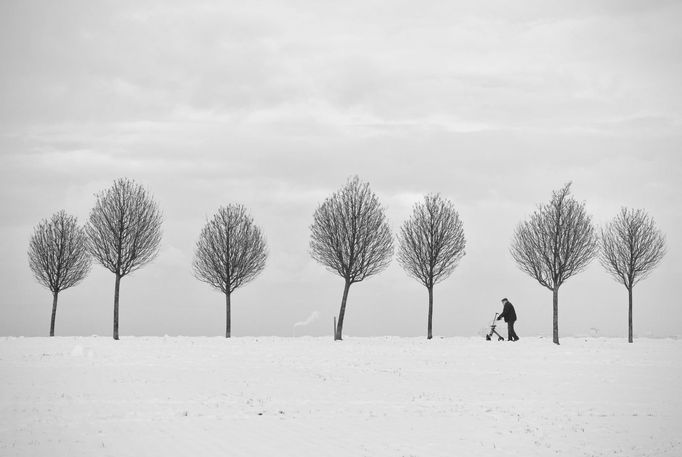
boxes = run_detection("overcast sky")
[1,0,680,338]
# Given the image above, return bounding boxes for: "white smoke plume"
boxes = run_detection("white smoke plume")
[294,311,320,328]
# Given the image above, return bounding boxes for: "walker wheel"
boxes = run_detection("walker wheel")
[498,337,504,341]
[485,335,491,341]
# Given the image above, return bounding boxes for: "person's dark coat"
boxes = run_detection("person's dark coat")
[498,301,517,323]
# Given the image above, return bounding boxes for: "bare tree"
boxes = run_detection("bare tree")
[599,208,666,343]
[86,178,162,340]
[28,210,91,336]
[192,204,268,338]
[310,176,394,340]
[510,183,598,345]
[397,194,466,339]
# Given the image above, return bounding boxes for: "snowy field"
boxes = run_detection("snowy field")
[1,336,680,457]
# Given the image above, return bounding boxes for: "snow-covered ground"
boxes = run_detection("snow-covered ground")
[1,336,680,457]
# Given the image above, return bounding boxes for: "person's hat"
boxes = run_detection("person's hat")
[501,298,508,302]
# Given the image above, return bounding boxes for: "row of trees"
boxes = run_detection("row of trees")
[28,179,163,339]
[310,177,466,340]
[510,183,666,344]
[28,177,666,344]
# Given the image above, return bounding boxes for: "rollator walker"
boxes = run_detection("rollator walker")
[485,313,506,341]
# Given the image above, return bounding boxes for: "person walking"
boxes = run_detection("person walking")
[497,298,519,341]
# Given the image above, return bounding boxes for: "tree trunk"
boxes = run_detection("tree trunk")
[50,291,58,337]
[427,286,434,340]
[552,287,559,345]
[628,287,633,343]
[335,280,351,341]
[225,292,232,338]
[113,273,121,340]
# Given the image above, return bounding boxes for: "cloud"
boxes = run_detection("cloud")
[3,0,681,135]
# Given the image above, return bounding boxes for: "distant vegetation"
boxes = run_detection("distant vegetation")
[310,176,394,340]
[397,194,466,340]
[510,183,598,345]
[599,208,666,343]
[85,178,163,340]
[28,210,91,336]
[192,204,268,338]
